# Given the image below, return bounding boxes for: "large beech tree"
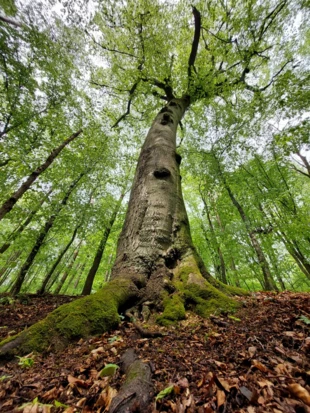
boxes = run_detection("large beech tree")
[0,2,308,406]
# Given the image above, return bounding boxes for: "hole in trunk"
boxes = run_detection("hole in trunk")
[154,167,171,179]
[165,248,181,269]
[160,113,173,125]
[175,152,182,165]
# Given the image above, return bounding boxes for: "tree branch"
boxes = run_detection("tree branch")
[84,29,138,59]
[188,7,201,84]
[258,1,287,41]
[112,82,139,128]
[0,15,21,28]
[245,60,292,92]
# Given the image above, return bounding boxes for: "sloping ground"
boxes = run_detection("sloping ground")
[0,291,309,412]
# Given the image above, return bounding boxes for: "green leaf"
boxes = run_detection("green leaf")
[155,385,174,401]
[99,364,119,377]
[228,316,241,322]
[299,315,310,325]
[54,400,69,408]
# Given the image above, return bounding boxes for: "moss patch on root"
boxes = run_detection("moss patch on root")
[0,279,136,357]
[157,294,186,326]
[183,283,239,317]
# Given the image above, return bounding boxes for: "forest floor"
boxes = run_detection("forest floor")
[0,291,309,413]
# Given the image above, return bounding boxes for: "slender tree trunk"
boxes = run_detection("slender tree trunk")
[37,223,80,294]
[0,129,82,221]
[0,189,53,254]
[278,232,310,280]
[54,241,82,294]
[82,190,124,295]
[200,191,227,284]
[217,160,277,291]
[62,262,81,295]
[74,262,86,292]
[46,246,77,292]
[10,173,84,295]
[0,250,22,285]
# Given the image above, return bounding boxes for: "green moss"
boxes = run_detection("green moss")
[157,294,186,326]
[176,255,200,284]
[183,283,239,317]
[211,279,249,297]
[0,278,136,356]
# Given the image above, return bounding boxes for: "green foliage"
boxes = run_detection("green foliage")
[155,385,174,401]
[299,315,310,325]
[99,363,119,377]
[0,0,309,296]
[16,354,34,368]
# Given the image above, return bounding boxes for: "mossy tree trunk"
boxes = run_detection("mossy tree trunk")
[0,100,245,358]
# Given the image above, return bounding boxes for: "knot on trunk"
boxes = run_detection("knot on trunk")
[154,167,171,179]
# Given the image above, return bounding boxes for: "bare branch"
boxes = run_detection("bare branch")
[291,165,310,179]
[258,1,287,41]
[201,26,232,44]
[245,60,292,92]
[0,15,21,28]
[84,29,138,59]
[112,82,139,128]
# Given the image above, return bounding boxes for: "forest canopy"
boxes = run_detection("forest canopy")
[0,0,309,297]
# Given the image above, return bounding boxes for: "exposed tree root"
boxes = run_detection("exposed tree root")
[109,348,153,413]
[133,322,164,338]
[0,279,139,358]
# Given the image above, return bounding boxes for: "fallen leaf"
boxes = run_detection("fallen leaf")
[177,377,189,388]
[95,385,117,409]
[67,375,89,388]
[216,389,226,407]
[288,383,310,406]
[248,346,257,357]
[252,360,269,372]
[240,386,253,401]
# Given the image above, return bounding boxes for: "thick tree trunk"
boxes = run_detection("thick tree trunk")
[82,191,124,295]
[37,223,80,294]
[0,100,245,359]
[110,99,243,320]
[10,174,84,295]
[0,189,53,254]
[0,130,82,221]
